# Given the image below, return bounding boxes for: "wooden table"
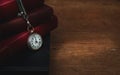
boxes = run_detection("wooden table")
[46,0,120,75]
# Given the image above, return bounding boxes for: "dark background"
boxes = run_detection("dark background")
[45,0,120,75]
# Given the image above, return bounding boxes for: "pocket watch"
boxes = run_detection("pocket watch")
[28,33,43,50]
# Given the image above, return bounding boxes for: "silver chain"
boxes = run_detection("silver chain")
[16,0,34,33]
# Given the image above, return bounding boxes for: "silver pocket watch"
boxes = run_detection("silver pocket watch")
[27,33,43,50]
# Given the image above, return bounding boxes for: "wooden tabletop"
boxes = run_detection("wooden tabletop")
[46,0,120,75]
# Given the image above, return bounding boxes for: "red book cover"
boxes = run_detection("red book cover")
[0,0,58,72]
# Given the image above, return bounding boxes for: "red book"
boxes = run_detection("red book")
[0,0,44,22]
[0,15,58,60]
[0,5,54,40]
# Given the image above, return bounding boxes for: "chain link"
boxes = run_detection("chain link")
[18,11,34,33]
[25,17,34,33]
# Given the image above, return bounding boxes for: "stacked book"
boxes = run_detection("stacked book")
[0,0,58,72]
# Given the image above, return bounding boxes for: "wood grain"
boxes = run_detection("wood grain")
[46,0,120,75]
